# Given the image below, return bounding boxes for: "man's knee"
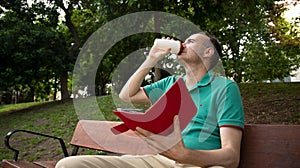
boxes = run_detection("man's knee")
[55,156,82,168]
[55,155,118,168]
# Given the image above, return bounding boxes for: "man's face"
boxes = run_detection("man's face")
[177,33,211,65]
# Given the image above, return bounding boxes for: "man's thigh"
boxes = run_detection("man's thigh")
[175,163,223,168]
[55,154,174,168]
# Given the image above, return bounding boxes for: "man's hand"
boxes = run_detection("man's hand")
[135,115,187,162]
[148,37,172,62]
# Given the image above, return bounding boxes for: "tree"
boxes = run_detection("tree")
[1,0,299,104]
[240,1,300,82]
[0,0,64,102]
[162,0,298,83]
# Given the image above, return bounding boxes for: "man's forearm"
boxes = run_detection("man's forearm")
[119,56,158,102]
[173,128,242,168]
[176,147,240,168]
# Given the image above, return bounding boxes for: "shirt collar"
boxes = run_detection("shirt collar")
[184,71,215,91]
[197,71,215,87]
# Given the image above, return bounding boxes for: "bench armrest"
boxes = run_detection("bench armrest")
[4,129,69,161]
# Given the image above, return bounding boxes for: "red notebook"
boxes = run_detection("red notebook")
[111,78,197,135]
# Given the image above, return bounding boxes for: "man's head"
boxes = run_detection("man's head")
[178,32,222,71]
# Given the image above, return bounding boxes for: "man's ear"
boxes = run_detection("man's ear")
[203,47,214,58]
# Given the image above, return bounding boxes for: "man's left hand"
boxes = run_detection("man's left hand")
[135,115,187,161]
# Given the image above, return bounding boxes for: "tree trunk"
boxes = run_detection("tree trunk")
[60,71,69,99]
[54,0,81,100]
[29,86,35,102]
[153,10,162,82]
[154,68,161,82]
[53,76,58,101]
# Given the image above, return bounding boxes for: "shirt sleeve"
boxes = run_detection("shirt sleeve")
[143,76,177,104]
[217,81,245,129]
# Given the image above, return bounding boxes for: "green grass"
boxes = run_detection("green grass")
[0,95,150,162]
[0,102,47,114]
[238,82,300,124]
[0,83,299,162]
[0,99,78,161]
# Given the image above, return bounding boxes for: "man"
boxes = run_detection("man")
[56,32,244,168]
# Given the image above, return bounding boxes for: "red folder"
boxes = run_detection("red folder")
[111,78,197,135]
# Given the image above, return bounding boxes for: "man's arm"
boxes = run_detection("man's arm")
[177,127,242,168]
[119,42,171,103]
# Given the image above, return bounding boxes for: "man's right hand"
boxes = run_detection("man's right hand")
[147,37,172,62]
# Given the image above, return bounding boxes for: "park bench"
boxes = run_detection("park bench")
[2,120,300,168]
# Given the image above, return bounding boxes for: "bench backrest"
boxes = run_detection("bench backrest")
[70,120,300,168]
[239,124,300,168]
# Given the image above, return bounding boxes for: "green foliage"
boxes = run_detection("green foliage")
[0,0,66,102]
[94,0,299,85]
[1,0,299,104]
[239,0,300,82]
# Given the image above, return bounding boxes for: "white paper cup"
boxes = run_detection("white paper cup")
[153,39,183,55]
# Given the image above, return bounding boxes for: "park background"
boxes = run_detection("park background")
[0,0,299,163]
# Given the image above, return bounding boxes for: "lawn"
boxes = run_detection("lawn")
[0,82,299,162]
[0,102,47,114]
[0,95,149,162]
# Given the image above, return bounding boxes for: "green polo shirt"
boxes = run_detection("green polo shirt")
[143,72,244,150]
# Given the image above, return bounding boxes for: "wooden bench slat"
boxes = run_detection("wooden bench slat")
[2,160,43,168]
[70,120,156,155]
[33,161,57,168]
[239,124,300,167]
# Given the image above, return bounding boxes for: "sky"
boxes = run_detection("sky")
[283,0,300,22]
